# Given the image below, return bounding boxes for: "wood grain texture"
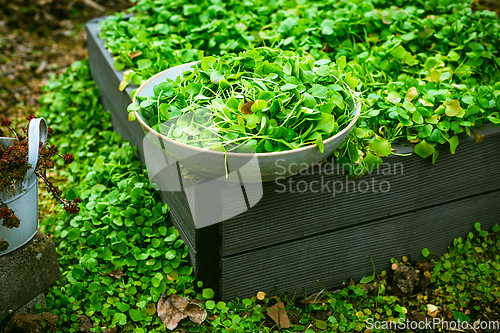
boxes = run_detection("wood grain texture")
[221,190,500,300]
[221,128,500,255]
[86,18,144,159]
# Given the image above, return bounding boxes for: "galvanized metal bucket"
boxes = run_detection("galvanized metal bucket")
[0,118,47,256]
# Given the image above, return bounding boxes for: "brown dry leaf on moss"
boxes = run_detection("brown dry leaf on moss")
[98,268,126,279]
[266,301,290,329]
[78,314,93,332]
[157,293,207,330]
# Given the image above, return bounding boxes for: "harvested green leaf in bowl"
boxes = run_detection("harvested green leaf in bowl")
[130,47,360,153]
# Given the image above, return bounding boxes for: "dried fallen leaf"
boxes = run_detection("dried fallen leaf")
[474,133,484,143]
[393,266,419,294]
[128,51,143,59]
[98,269,126,279]
[147,303,156,316]
[391,263,398,270]
[78,315,93,332]
[241,101,254,115]
[257,291,266,300]
[266,302,290,328]
[427,304,439,318]
[157,293,207,330]
[102,328,117,333]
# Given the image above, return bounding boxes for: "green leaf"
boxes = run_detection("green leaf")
[311,84,328,99]
[250,100,267,112]
[370,138,392,157]
[449,135,459,154]
[345,73,360,89]
[127,103,140,112]
[202,288,215,299]
[114,313,127,325]
[210,71,224,84]
[281,83,297,91]
[360,257,376,284]
[137,59,152,70]
[337,56,346,70]
[386,91,401,104]
[445,100,461,117]
[201,56,216,71]
[421,248,430,258]
[321,19,334,35]
[68,228,80,242]
[315,134,324,154]
[315,113,335,134]
[129,308,144,322]
[390,45,406,59]
[363,152,383,173]
[453,312,470,323]
[205,300,215,310]
[414,140,434,158]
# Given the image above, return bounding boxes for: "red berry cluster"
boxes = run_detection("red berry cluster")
[1,116,82,251]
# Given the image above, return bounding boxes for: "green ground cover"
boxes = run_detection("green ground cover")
[101,0,500,175]
[32,59,500,333]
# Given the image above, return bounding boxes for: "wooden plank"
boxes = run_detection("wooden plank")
[86,18,143,159]
[221,128,500,255]
[221,189,500,300]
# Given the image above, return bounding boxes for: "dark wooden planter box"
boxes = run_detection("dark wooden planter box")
[87,17,500,300]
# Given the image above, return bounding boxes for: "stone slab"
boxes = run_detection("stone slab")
[0,233,60,318]
[15,293,46,314]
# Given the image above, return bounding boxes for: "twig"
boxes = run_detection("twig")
[80,0,105,12]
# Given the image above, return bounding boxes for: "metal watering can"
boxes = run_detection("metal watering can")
[0,118,47,256]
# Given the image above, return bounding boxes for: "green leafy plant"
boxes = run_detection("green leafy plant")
[130,47,359,154]
[101,0,500,177]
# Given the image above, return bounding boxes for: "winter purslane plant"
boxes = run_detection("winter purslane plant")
[128,47,360,154]
[101,0,500,176]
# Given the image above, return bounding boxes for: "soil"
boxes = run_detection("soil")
[0,0,131,120]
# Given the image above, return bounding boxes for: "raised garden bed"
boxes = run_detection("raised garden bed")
[87,17,500,300]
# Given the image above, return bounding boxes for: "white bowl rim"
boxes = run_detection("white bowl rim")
[133,62,361,157]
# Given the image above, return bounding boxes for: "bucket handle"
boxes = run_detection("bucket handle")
[23,118,48,190]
